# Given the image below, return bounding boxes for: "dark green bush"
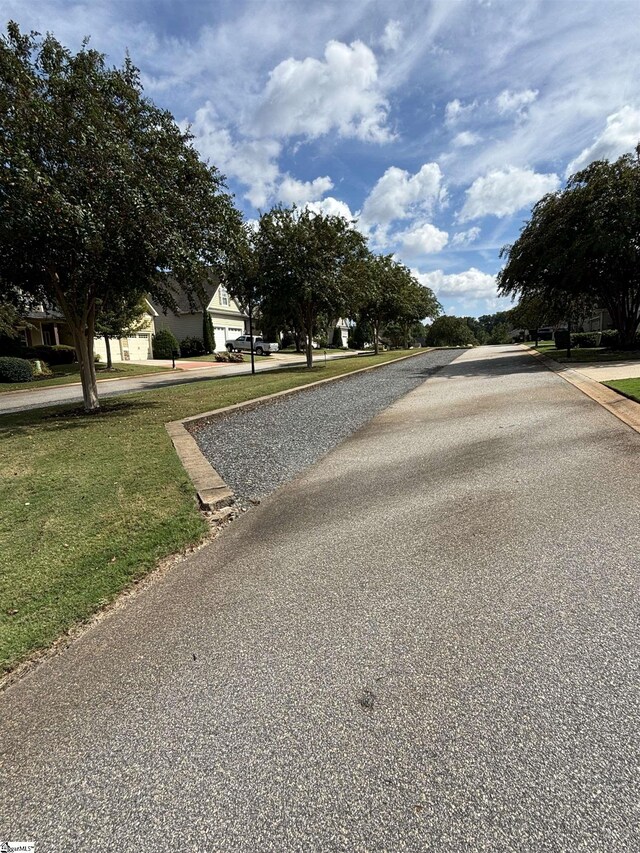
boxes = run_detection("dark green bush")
[152,328,180,359]
[0,356,34,382]
[180,336,205,357]
[554,329,570,349]
[572,332,601,348]
[24,344,76,364]
[599,329,620,348]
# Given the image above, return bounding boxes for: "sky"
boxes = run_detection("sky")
[3,0,640,318]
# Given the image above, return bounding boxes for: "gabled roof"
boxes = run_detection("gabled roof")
[148,276,219,316]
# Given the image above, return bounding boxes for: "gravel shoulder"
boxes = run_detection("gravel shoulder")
[191,349,461,504]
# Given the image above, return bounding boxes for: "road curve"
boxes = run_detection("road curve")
[1,345,639,851]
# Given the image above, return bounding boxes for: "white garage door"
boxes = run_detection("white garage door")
[128,334,151,360]
[214,327,227,352]
[214,326,244,351]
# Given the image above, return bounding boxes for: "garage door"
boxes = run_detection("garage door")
[214,327,244,351]
[128,334,151,360]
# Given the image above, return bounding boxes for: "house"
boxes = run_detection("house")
[149,279,247,352]
[583,309,613,332]
[20,301,158,362]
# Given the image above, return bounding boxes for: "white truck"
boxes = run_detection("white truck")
[226,335,279,356]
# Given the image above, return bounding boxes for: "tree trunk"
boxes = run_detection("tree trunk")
[294,330,303,352]
[306,333,313,368]
[74,327,99,412]
[374,321,380,354]
[104,334,112,370]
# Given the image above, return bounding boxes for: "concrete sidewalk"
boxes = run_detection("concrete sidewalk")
[570,359,640,381]
[2,345,639,850]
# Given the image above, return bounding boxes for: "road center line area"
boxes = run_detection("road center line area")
[2,345,639,850]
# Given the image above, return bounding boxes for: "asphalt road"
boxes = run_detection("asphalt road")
[2,345,639,851]
[0,350,352,415]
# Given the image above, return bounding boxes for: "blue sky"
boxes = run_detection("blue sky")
[4,0,640,317]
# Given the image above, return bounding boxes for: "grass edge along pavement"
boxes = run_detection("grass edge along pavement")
[0,348,428,677]
[604,378,640,404]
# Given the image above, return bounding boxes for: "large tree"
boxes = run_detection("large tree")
[256,207,367,367]
[0,23,242,410]
[498,147,640,348]
[358,254,440,353]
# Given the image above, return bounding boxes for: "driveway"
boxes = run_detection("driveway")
[2,345,639,850]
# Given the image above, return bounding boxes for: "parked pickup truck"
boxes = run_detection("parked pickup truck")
[226,335,279,356]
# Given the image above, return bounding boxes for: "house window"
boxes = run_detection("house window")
[220,286,229,306]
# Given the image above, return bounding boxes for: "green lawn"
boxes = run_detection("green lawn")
[533,344,640,363]
[0,349,419,673]
[603,378,640,403]
[0,361,171,393]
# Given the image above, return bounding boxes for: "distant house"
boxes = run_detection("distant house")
[20,302,157,362]
[583,309,613,332]
[149,279,247,351]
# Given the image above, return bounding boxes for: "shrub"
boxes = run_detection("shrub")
[180,336,205,357]
[30,359,53,377]
[152,328,180,359]
[332,326,344,348]
[0,356,34,382]
[554,329,570,349]
[202,312,215,354]
[600,329,620,348]
[572,332,601,348]
[214,351,244,363]
[25,344,76,364]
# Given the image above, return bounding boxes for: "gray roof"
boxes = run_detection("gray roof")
[148,276,219,316]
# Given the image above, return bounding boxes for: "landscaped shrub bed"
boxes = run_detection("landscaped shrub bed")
[214,350,244,363]
[180,336,205,357]
[572,332,601,348]
[23,344,76,364]
[0,356,34,382]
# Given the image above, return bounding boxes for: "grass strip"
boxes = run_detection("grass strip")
[532,345,640,363]
[0,362,171,393]
[0,349,420,672]
[603,378,640,403]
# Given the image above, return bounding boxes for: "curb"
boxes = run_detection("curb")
[165,348,434,511]
[521,345,640,435]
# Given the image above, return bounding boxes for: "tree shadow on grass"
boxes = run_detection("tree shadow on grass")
[0,399,162,436]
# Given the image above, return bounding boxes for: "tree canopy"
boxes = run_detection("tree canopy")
[0,23,242,409]
[256,206,367,367]
[498,147,640,347]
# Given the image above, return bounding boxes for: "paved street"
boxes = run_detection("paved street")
[0,350,354,415]
[2,345,640,851]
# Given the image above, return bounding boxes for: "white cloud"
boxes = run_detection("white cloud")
[252,40,392,142]
[189,102,281,207]
[444,98,476,126]
[397,222,449,255]
[458,166,560,222]
[381,20,403,52]
[496,88,538,116]
[565,106,640,176]
[277,175,333,205]
[361,163,445,229]
[452,131,482,148]
[415,267,497,298]
[450,227,481,247]
[306,196,358,222]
